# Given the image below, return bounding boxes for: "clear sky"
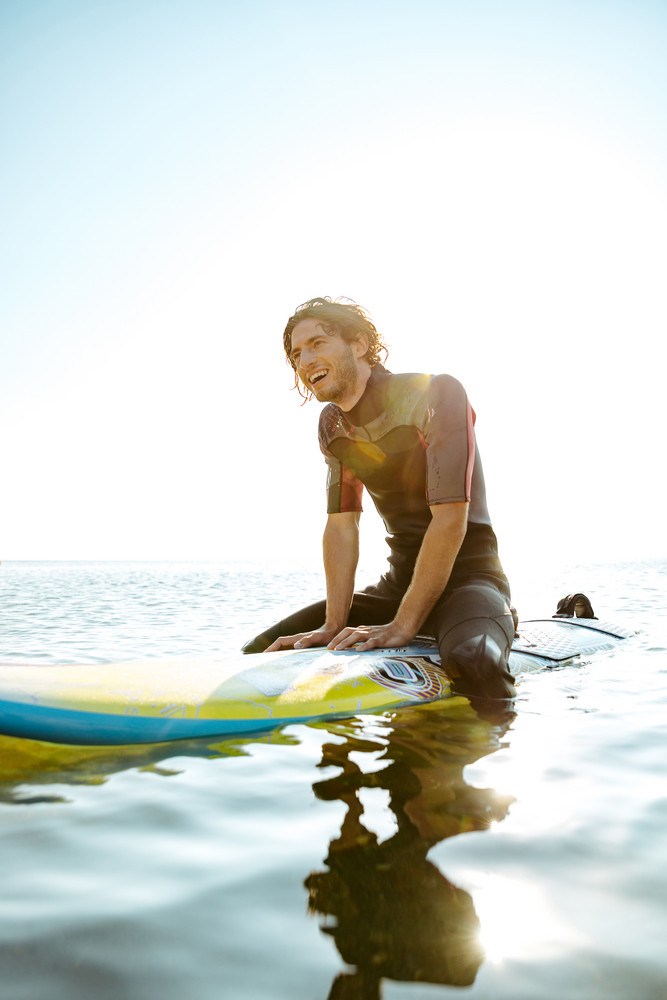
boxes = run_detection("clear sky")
[2,0,666,573]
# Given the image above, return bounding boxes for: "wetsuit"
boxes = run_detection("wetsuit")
[243,365,516,700]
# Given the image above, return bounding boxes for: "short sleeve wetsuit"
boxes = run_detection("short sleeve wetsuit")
[243,365,516,701]
[319,365,509,595]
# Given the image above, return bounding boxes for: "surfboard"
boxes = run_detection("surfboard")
[0,617,634,746]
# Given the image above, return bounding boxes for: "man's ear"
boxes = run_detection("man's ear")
[353,334,370,359]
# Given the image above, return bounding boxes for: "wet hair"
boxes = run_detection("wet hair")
[283,296,389,400]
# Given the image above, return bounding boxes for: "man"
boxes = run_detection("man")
[243,297,516,703]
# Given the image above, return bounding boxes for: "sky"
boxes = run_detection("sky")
[2,0,666,576]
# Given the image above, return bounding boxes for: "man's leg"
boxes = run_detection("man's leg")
[425,579,516,701]
[241,586,402,653]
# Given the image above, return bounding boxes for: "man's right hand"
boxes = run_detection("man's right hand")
[265,627,340,652]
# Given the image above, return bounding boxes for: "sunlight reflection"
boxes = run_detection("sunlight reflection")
[474,873,583,963]
[464,714,588,837]
[348,748,391,775]
[357,786,398,844]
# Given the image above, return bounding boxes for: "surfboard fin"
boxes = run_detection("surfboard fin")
[553,593,597,619]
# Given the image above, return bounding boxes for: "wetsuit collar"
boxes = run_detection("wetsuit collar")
[343,364,392,427]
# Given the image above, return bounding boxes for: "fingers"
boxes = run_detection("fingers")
[266,629,336,652]
[267,625,412,654]
[327,627,359,650]
[293,634,322,649]
[328,623,414,651]
[328,627,383,651]
[355,631,399,651]
[355,636,386,651]
[265,632,315,651]
[265,635,299,652]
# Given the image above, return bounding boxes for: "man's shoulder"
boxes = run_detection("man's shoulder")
[388,371,465,398]
[318,403,347,443]
[385,370,461,382]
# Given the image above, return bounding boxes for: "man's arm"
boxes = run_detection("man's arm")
[264,511,360,651]
[327,501,468,651]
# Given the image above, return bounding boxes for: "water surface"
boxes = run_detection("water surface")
[0,560,665,999]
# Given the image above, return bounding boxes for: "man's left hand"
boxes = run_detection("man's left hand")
[327,622,416,651]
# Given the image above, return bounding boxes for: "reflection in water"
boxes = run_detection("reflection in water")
[0,730,301,804]
[0,701,515,998]
[306,701,515,999]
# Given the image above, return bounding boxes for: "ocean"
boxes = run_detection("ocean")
[0,558,666,1000]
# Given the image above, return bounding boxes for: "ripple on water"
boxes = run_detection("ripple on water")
[1,560,667,1000]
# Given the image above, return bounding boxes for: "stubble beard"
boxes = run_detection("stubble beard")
[311,345,360,405]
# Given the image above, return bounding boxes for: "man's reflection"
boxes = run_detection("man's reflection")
[306,701,514,999]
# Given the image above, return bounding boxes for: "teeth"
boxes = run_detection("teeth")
[310,369,328,385]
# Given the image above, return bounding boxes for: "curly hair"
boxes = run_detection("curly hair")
[283,297,389,400]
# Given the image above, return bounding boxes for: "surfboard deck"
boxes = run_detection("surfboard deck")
[0,617,634,746]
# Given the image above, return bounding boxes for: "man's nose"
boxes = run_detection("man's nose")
[298,347,313,372]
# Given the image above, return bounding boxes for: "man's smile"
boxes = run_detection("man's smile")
[288,317,371,409]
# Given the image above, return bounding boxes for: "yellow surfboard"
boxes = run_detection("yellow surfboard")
[0,619,632,746]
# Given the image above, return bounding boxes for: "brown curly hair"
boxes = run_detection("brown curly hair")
[283,297,389,400]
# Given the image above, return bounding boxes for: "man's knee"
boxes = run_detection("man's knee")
[441,622,516,700]
[241,633,271,653]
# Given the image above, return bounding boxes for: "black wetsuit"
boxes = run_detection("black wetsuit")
[243,366,516,700]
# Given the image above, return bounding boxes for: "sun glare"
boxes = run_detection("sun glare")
[474,873,583,964]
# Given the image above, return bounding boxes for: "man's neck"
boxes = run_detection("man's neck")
[337,363,372,412]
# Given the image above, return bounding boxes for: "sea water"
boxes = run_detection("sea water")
[0,559,666,1000]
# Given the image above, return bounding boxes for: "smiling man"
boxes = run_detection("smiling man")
[242,297,516,703]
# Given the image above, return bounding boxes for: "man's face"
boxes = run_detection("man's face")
[289,318,369,410]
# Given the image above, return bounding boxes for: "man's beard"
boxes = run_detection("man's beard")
[312,344,359,404]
